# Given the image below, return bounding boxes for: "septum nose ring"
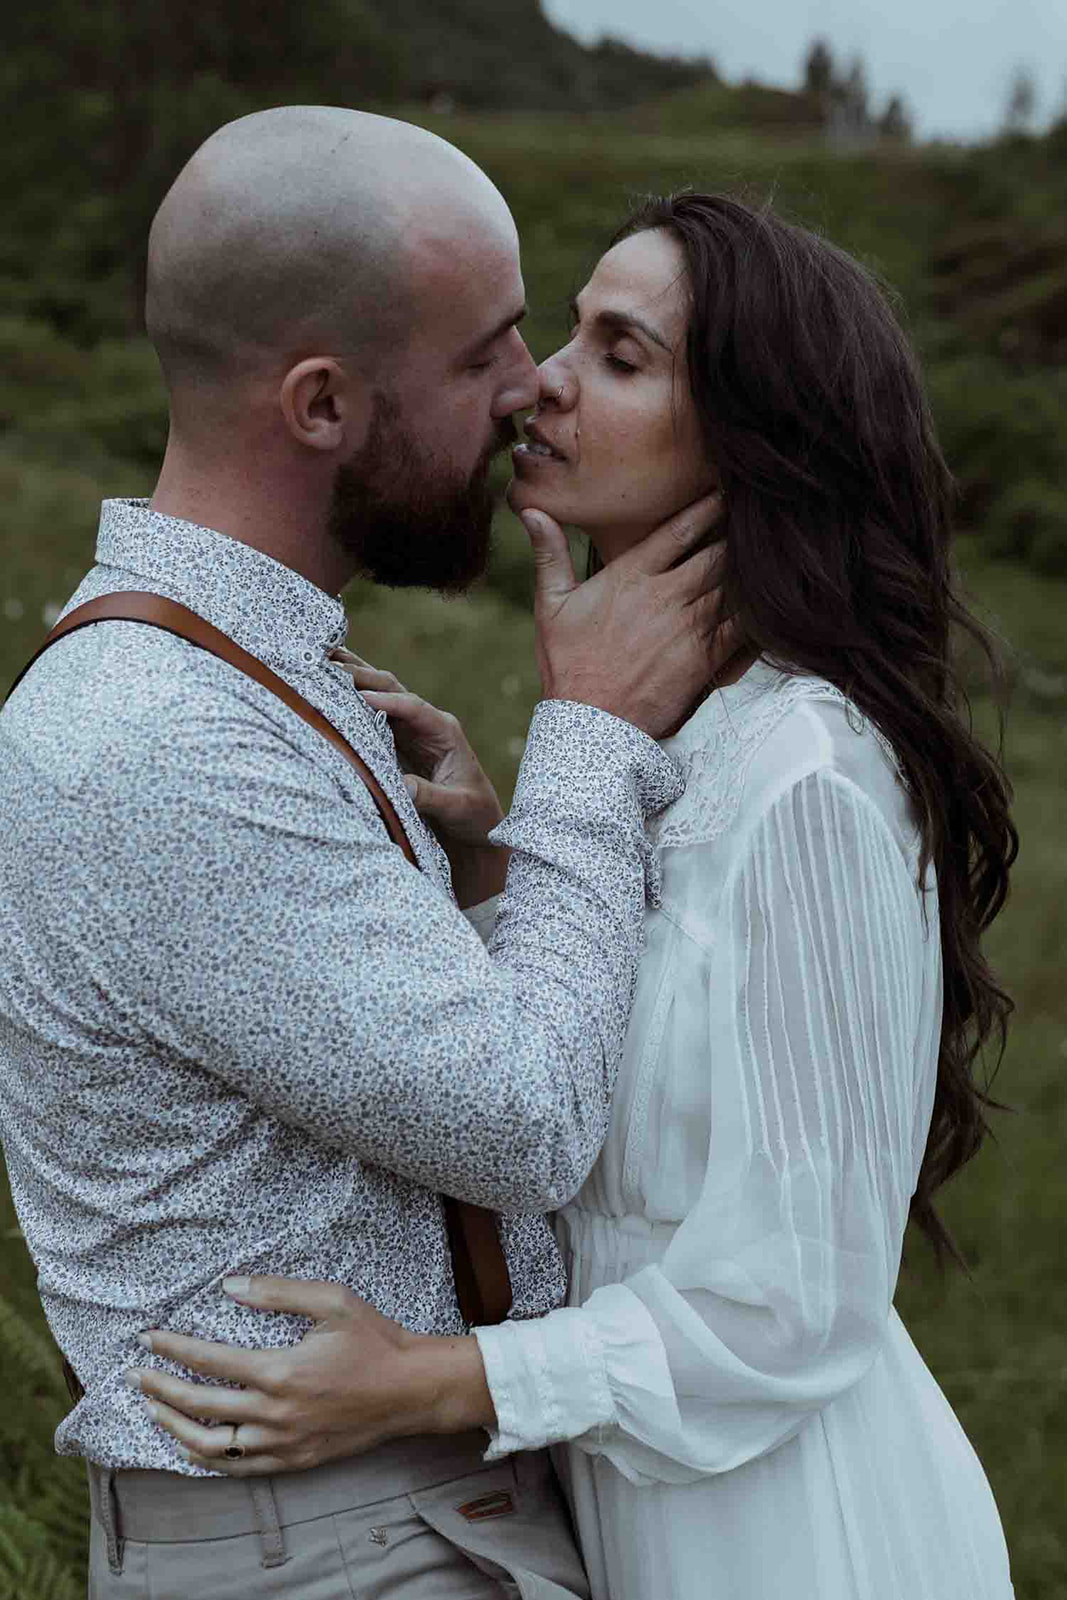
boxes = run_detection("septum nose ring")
[533,383,564,418]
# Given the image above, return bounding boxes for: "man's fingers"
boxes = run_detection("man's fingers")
[672,537,728,603]
[708,616,748,675]
[521,510,576,612]
[625,490,726,576]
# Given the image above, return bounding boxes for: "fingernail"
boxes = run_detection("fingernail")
[222,1275,251,1297]
[136,1332,154,1351]
[145,1402,160,1423]
[177,1445,193,1461]
[519,510,544,536]
[403,774,418,797]
[124,1369,141,1390]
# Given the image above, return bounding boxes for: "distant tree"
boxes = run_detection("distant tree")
[879,94,913,143]
[803,37,834,98]
[1002,66,1039,134]
[841,55,869,131]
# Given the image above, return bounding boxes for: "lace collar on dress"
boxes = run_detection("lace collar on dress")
[650,658,897,853]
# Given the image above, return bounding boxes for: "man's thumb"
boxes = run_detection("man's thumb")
[521,510,575,606]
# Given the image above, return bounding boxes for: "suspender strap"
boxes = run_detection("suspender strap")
[6,591,513,1361]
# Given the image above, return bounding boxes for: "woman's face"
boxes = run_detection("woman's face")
[508,228,715,563]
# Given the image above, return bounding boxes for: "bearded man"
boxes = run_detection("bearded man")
[0,106,725,1597]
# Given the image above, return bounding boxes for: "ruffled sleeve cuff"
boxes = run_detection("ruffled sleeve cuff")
[474,1305,615,1459]
[461,894,502,947]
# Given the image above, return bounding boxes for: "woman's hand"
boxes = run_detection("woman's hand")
[332,650,509,907]
[126,1275,496,1476]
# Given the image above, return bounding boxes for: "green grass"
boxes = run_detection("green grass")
[2,103,1066,1598]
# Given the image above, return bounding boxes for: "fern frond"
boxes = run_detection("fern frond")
[0,1501,83,1599]
[10,1456,88,1575]
[0,1296,67,1409]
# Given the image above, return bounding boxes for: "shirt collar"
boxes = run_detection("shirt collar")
[94,499,349,672]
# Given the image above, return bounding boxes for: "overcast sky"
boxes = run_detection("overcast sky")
[545,0,1067,141]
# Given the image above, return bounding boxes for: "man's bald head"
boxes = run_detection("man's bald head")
[146,106,515,419]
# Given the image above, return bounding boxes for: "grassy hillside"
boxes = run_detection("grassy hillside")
[1,99,1065,1597]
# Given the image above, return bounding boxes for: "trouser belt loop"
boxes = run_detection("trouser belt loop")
[250,1478,288,1569]
[88,1463,126,1576]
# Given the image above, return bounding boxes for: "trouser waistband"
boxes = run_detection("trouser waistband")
[91,1430,491,1545]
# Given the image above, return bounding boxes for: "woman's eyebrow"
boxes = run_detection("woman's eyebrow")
[568,298,671,353]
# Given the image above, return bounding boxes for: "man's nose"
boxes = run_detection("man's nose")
[492,332,540,418]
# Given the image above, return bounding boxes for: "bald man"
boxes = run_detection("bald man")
[0,108,725,1597]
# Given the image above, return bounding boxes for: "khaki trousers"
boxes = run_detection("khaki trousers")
[87,1432,590,1598]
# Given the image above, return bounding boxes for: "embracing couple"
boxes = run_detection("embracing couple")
[0,107,1017,1598]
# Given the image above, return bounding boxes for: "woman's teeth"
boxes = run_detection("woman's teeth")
[524,441,556,457]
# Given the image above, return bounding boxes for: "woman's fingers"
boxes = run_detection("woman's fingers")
[131,1367,255,1421]
[144,1397,284,1474]
[172,1448,289,1477]
[361,689,442,740]
[345,663,407,694]
[221,1273,356,1321]
[330,647,406,694]
[134,1329,273,1385]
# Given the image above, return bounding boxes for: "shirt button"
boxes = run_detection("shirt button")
[302,649,315,664]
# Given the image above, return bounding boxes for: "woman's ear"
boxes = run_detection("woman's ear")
[279,358,372,454]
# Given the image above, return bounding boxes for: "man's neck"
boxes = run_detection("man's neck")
[151,450,350,598]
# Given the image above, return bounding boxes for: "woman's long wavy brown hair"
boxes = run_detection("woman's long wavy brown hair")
[613,193,1018,1263]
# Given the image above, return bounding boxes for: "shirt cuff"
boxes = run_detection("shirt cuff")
[462,894,502,947]
[501,700,683,821]
[474,1306,615,1460]
[490,702,681,909]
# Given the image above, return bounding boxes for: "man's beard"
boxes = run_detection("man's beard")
[327,389,514,593]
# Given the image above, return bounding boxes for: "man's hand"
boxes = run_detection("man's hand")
[523,491,739,739]
[127,1276,496,1476]
[332,651,508,907]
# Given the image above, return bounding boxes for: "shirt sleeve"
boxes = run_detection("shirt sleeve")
[71,679,681,1216]
[476,768,927,1482]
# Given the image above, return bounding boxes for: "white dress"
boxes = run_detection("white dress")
[476,660,1014,1599]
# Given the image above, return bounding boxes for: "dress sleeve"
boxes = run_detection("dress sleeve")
[476,767,927,1483]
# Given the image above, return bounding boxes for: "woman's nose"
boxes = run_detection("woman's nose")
[535,363,572,408]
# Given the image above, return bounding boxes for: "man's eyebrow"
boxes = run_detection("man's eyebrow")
[568,297,671,354]
[465,304,528,357]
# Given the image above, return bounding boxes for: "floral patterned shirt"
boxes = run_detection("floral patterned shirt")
[0,499,682,1472]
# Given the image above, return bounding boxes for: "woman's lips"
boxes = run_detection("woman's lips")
[512,440,565,465]
[517,419,569,462]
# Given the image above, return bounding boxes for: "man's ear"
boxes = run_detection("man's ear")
[279,358,373,453]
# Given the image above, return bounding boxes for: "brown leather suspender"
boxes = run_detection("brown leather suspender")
[6,592,513,1368]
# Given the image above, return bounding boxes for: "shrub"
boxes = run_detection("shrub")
[985,481,1067,576]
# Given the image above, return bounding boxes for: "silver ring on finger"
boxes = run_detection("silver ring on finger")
[224,1424,246,1461]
